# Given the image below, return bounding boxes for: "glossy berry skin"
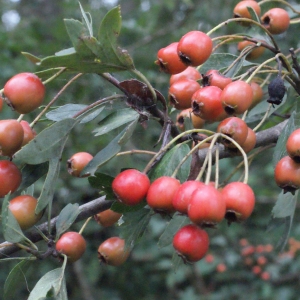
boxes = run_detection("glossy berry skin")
[172,181,205,214]
[188,185,226,226]
[176,108,205,131]
[67,152,93,177]
[20,120,36,146]
[112,169,150,206]
[203,70,232,90]
[168,79,201,110]
[220,80,253,115]
[146,176,180,213]
[156,42,188,74]
[177,31,213,66]
[4,72,45,114]
[169,67,202,86]
[94,209,122,227]
[98,237,130,266]
[261,8,290,35]
[192,86,227,122]
[173,224,209,263]
[56,232,86,263]
[222,182,255,222]
[237,40,265,60]
[0,119,24,157]
[233,1,261,20]
[286,129,300,163]
[274,156,300,194]
[0,160,22,197]
[217,117,249,148]
[9,195,42,230]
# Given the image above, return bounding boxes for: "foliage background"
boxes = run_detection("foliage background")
[1,0,300,299]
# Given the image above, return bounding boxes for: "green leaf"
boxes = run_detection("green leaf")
[171,251,184,273]
[158,214,189,248]
[111,200,146,214]
[118,118,139,145]
[2,194,26,243]
[14,119,77,165]
[55,204,80,240]
[21,52,41,64]
[4,260,34,300]
[28,268,67,300]
[18,162,49,191]
[36,158,61,214]
[88,172,115,199]
[119,208,152,248]
[93,108,139,136]
[149,144,191,182]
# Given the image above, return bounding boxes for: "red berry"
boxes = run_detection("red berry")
[177,31,213,66]
[169,67,202,86]
[155,42,188,74]
[20,120,36,146]
[168,79,201,110]
[98,237,130,266]
[286,129,300,163]
[0,95,3,112]
[188,184,226,226]
[0,119,24,157]
[217,117,249,148]
[4,72,45,114]
[146,176,180,213]
[112,169,150,206]
[172,180,205,214]
[55,232,86,263]
[203,69,232,90]
[222,182,255,222]
[261,8,290,35]
[249,81,264,108]
[0,160,22,197]
[192,86,227,122]
[274,156,300,194]
[176,108,205,131]
[67,152,93,177]
[216,263,227,273]
[237,40,265,60]
[233,1,261,20]
[94,209,122,227]
[9,195,42,230]
[173,224,209,262]
[240,127,256,153]
[220,80,253,115]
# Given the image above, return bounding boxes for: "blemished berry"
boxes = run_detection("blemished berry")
[261,8,290,35]
[173,224,209,263]
[177,31,213,66]
[4,72,45,114]
[267,76,285,106]
[112,169,150,206]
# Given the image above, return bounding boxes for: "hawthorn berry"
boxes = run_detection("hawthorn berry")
[168,78,201,110]
[274,156,300,194]
[98,237,130,266]
[267,76,285,106]
[237,40,265,60]
[146,176,180,213]
[9,195,42,230]
[94,209,122,227]
[0,119,24,157]
[173,224,209,263]
[20,120,36,146]
[0,160,22,197]
[55,231,86,263]
[0,95,3,112]
[217,117,249,148]
[286,129,300,163]
[249,81,263,108]
[112,169,150,206]
[221,182,255,223]
[155,42,188,74]
[188,184,226,226]
[261,8,290,35]
[202,69,232,90]
[169,66,202,86]
[176,108,205,131]
[233,1,261,22]
[220,80,253,115]
[4,72,45,114]
[67,152,93,177]
[172,180,205,214]
[240,127,256,153]
[177,31,213,66]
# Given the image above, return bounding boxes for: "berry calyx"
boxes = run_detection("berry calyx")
[67,152,93,177]
[4,72,45,114]
[173,224,209,263]
[112,169,150,206]
[55,231,86,263]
